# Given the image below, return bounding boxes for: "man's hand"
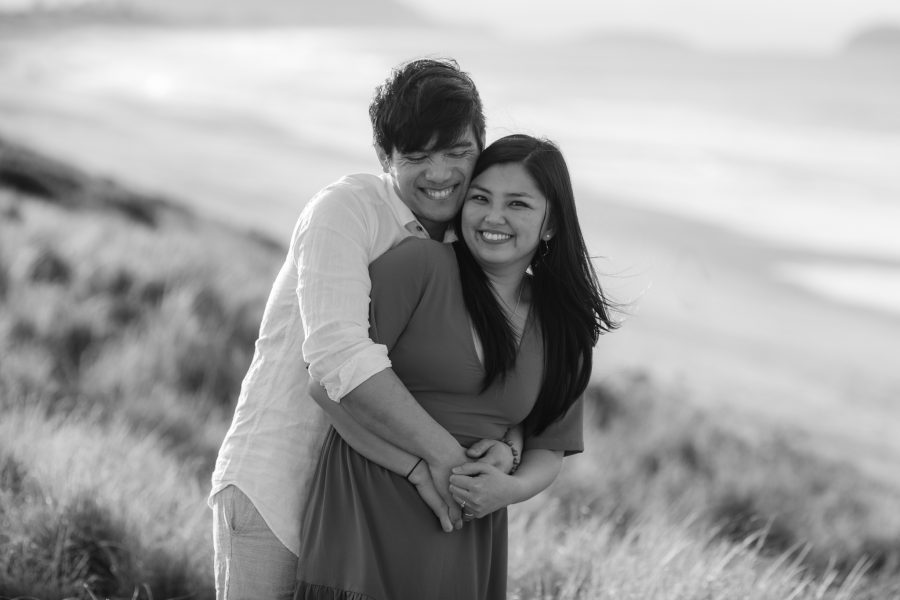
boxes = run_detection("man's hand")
[448,462,520,520]
[406,459,453,533]
[428,446,469,530]
[466,439,515,473]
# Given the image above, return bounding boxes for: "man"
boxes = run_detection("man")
[210,58,517,599]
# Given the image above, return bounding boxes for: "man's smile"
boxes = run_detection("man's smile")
[422,185,457,201]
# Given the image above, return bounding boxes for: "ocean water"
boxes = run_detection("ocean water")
[2,26,899,316]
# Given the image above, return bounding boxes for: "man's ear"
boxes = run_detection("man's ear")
[375,145,391,173]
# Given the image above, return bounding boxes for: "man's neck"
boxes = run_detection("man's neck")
[421,220,448,241]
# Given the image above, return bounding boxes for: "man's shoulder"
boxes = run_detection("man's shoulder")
[295,173,392,232]
[327,172,385,192]
[311,173,390,210]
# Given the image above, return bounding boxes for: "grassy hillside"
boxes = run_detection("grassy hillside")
[1,135,899,599]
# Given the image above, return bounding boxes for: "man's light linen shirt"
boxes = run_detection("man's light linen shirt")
[210,173,438,556]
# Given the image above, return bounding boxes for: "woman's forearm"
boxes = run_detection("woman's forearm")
[506,449,564,504]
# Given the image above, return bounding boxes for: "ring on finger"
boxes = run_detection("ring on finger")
[460,500,467,509]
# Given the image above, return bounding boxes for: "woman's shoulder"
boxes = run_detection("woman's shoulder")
[369,239,458,306]
[372,237,455,273]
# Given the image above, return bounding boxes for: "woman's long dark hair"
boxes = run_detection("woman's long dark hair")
[453,134,618,435]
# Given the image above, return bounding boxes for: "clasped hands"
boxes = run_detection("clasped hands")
[408,438,517,533]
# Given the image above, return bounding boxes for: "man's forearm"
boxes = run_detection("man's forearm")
[311,381,455,532]
[313,385,420,477]
[340,368,465,467]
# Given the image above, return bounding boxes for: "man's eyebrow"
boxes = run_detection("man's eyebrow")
[435,138,476,152]
[407,138,475,155]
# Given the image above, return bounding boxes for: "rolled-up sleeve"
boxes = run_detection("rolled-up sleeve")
[293,190,392,402]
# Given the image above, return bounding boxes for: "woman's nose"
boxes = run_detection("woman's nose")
[483,204,506,223]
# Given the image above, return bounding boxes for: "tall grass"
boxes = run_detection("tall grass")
[507,372,900,599]
[2,143,900,598]
[0,405,210,599]
[550,373,900,584]
[0,169,280,597]
[508,506,870,600]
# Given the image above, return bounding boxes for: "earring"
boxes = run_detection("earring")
[540,239,551,258]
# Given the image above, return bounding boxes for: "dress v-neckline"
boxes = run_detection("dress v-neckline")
[467,308,533,369]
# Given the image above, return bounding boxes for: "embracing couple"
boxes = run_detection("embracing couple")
[209,57,617,600]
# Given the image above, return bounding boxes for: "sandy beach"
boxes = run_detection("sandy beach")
[2,24,898,492]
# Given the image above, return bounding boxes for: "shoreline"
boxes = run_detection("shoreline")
[587,196,900,490]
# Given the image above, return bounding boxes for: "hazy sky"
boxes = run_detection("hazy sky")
[2,0,900,53]
[401,0,900,53]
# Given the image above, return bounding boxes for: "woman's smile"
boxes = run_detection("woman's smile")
[479,230,513,243]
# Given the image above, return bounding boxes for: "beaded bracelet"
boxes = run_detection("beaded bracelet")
[501,430,521,475]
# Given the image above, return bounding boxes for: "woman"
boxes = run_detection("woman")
[296,135,617,599]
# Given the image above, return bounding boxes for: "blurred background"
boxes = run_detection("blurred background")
[1,1,899,597]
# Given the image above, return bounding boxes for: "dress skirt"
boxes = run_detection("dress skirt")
[295,428,508,600]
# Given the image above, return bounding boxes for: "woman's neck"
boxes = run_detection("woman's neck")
[484,270,522,300]
[484,270,529,323]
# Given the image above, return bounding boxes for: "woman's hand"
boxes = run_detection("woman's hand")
[448,462,521,520]
[465,439,515,473]
[407,459,454,533]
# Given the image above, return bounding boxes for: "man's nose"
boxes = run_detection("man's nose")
[425,156,451,182]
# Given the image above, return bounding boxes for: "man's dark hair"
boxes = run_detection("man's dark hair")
[369,57,485,156]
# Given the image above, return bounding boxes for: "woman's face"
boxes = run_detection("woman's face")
[461,163,553,276]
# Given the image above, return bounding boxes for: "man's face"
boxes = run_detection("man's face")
[379,127,480,236]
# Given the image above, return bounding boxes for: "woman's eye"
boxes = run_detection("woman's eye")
[468,194,488,202]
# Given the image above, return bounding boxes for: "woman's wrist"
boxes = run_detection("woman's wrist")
[501,429,521,475]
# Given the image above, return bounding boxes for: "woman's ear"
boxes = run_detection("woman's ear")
[541,214,557,241]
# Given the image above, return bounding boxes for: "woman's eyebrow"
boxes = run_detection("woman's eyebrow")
[505,191,535,199]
